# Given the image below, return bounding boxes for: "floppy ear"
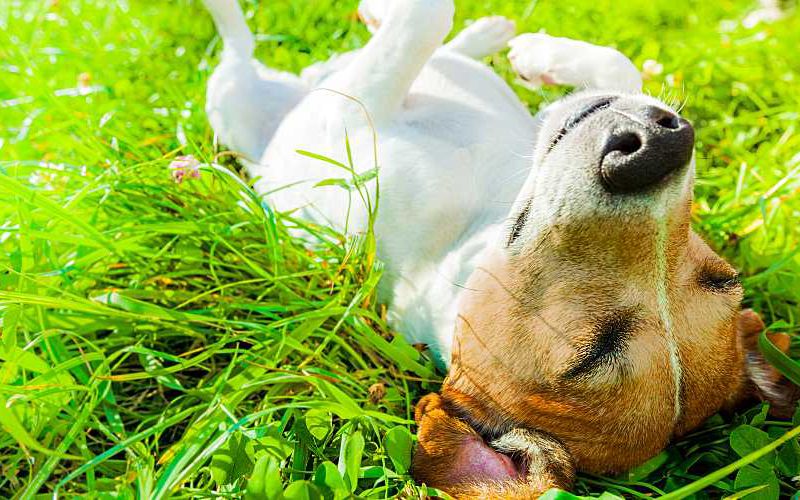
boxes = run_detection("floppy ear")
[412,393,575,499]
[734,309,800,418]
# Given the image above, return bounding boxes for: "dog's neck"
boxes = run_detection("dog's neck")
[518,210,691,285]
[388,200,692,370]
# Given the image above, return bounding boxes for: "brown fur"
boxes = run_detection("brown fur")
[412,189,797,497]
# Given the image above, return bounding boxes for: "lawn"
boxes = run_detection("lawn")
[1,0,799,498]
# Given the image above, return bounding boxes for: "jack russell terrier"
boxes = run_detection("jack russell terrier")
[200,0,798,496]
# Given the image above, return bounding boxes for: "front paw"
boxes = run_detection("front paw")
[359,0,454,36]
[508,33,641,92]
[738,309,800,418]
[507,33,564,89]
[452,16,517,58]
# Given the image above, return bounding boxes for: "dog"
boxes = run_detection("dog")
[200,0,798,497]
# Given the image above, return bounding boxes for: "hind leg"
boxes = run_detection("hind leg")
[206,61,306,162]
[203,0,307,162]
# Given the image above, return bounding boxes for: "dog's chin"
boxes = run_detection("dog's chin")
[510,161,694,254]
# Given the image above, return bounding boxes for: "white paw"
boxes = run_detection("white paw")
[454,16,517,57]
[508,33,642,92]
[358,0,454,36]
[358,0,388,33]
[507,33,569,89]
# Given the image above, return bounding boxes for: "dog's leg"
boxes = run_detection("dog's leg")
[507,33,642,93]
[202,0,307,162]
[327,0,455,123]
[728,309,800,418]
[359,0,514,61]
[443,17,517,60]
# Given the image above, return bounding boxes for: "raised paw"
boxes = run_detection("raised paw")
[737,309,800,418]
[446,16,517,59]
[358,0,454,36]
[508,33,574,89]
[508,33,642,92]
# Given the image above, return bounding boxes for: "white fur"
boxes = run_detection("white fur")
[202,0,646,366]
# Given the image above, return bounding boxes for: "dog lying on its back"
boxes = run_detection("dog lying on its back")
[201,0,799,496]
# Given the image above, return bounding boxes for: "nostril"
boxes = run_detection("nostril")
[656,115,680,130]
[605,132,642,156]
[600,104,694,195]
[643,105,682,130]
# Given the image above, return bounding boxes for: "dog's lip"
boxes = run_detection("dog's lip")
[488,443,526,478]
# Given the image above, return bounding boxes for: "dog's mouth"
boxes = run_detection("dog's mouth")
[450,435,525,483]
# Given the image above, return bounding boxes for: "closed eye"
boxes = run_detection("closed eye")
[563,310,637,380]
[697,260,741,293]
[549,97,616,152]
[507,199,532,247]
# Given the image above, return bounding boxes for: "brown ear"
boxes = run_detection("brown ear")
[734,309,800,418]
[412,393,575,499]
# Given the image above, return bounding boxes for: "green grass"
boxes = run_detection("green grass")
[1,0,800,498]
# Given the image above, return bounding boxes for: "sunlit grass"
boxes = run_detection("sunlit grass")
[1,0,799,498]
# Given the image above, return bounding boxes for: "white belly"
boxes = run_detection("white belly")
[257,50,538,362]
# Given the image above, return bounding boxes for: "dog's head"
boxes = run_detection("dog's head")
[413,92,798,496]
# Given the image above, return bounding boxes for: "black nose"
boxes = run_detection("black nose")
[600,106,695,194]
